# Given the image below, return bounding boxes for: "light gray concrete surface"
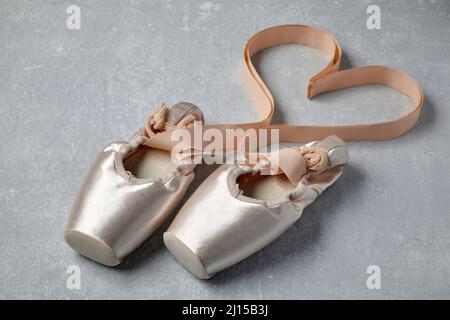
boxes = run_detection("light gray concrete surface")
[0,0,449,299]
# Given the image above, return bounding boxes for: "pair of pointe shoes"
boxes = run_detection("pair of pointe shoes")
[65,102,348,279]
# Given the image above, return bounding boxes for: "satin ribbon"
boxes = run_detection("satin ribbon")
[144,24,423,150]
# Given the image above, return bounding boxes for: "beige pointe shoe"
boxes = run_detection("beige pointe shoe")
[65,102,204,266]
[164,135,348,279]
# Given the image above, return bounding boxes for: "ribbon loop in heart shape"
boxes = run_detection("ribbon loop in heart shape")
[144,24,423,151]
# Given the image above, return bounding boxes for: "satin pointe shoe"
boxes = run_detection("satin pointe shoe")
[65,102,204,266]
[164,135,348,279]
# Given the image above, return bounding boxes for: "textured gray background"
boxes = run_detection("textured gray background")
[0,0,449,299]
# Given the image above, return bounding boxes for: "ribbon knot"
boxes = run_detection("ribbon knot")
[147,103,168,131]
[300,147,328,173]
[146,102,201,134]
